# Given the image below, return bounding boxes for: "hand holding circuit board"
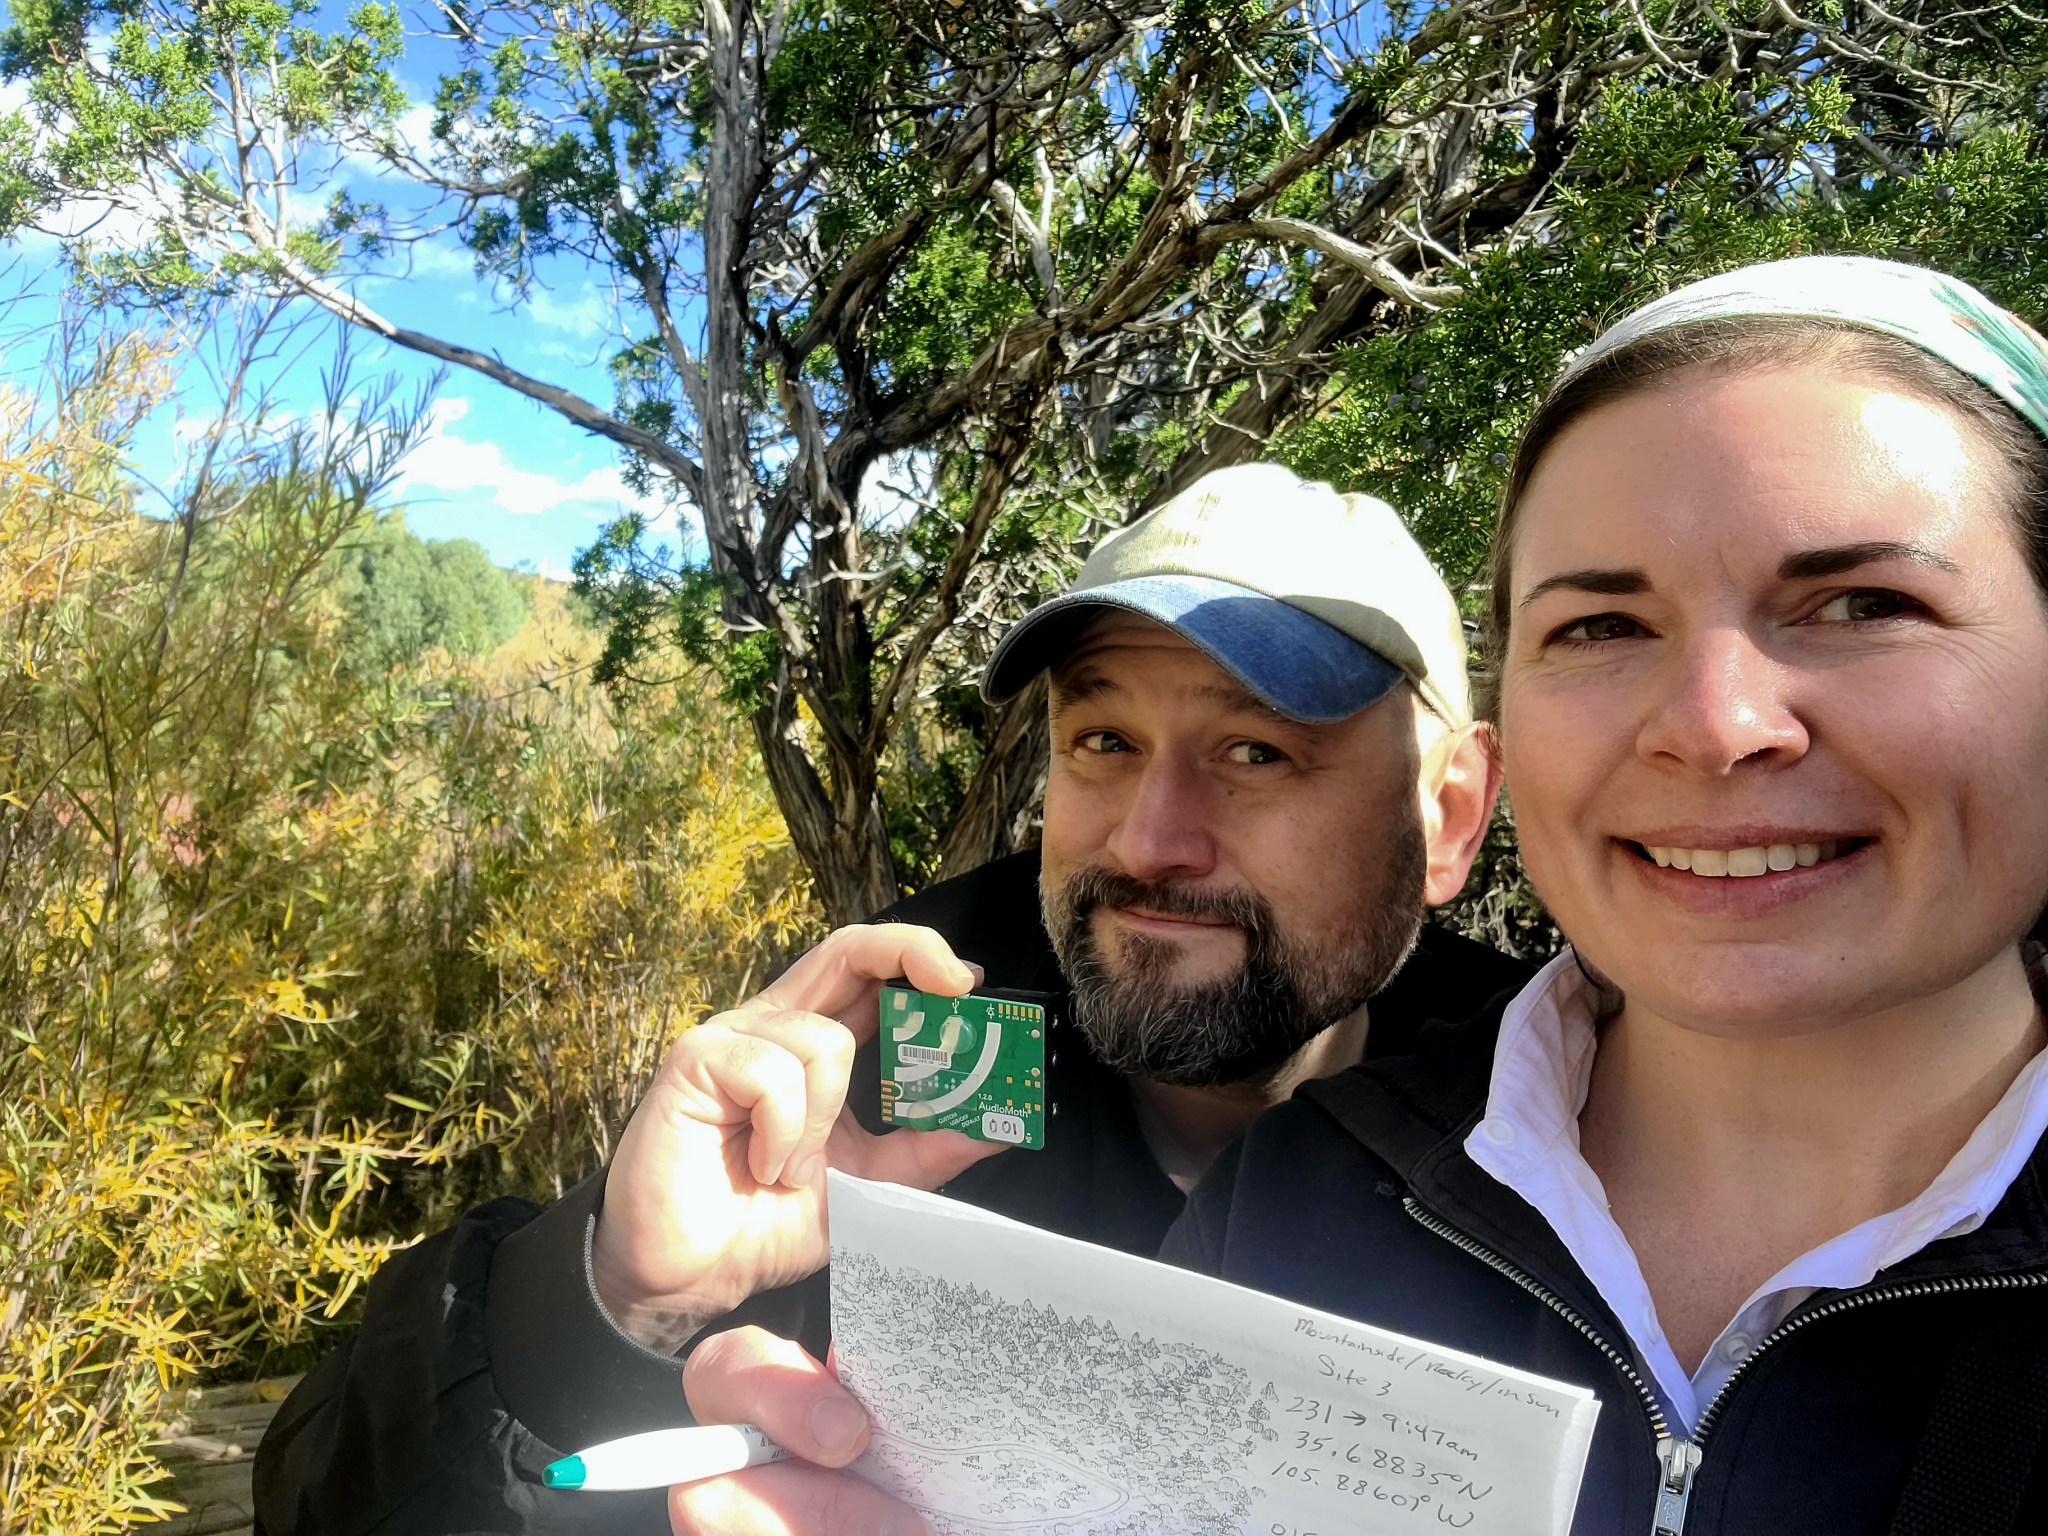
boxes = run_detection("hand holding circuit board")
[592,924,1012,1346]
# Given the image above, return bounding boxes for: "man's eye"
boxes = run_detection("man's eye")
[1074,730,1132,754]
[1552,613,1645,644]
[1811,588,1921,623]
[1225,741,1286,766]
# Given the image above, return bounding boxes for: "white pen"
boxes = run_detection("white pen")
[542,1423,793,1491]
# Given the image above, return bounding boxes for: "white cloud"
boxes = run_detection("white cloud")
[283,184,334,228]
[396,396,683,526]
[388,104,437,162]
[405,239,477,279]
[27,191,163,250]
[524,281,617,339]
[337,101,436,179]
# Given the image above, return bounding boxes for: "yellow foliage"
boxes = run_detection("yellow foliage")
[456,580,819,1180]
[0,325,819,1526]
[0,1103,401,1532]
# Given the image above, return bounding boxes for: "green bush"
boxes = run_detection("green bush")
[334,512,529,668]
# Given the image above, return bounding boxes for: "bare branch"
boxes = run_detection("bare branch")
[1232,216,1462,308]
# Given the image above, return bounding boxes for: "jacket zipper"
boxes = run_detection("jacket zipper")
[1402,1196,2048,1535]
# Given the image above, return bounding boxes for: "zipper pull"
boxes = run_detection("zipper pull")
[1651,1435,1702,1536]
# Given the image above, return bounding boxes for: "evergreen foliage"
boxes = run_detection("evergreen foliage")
[30,1,2043,915]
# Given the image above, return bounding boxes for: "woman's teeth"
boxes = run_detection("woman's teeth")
[1642,841,1844,876]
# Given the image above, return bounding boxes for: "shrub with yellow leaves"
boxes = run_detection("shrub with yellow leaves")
[0,316,446,1530]
[0,1103,403,1530]
[460,595,819,1186]
[0,311,820,1529]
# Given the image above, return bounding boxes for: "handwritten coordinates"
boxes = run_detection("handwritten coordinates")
[1268,1390,1492,1525]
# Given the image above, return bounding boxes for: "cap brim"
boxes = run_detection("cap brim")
[982,575,1405,723]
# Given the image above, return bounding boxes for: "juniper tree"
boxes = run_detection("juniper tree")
[4,0,2042,918]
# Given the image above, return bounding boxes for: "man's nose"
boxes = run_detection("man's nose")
[1635,627,1809,774]
[1102,755,1218,880]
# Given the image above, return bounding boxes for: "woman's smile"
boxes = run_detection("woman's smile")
[1615,832,1876,917]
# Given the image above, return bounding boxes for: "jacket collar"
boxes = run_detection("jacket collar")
[1299,991,2048,1330]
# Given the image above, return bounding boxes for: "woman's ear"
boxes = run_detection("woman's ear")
[1419,721,1504,907]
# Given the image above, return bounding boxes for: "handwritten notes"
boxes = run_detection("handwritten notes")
[829,1173,1598,1536]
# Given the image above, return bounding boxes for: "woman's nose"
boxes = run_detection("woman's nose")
[1635,628,1809,774]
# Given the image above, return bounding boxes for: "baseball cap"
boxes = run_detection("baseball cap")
[982,463,1471,727]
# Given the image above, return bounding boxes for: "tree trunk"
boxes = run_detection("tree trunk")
[750,693,900,927]
[934,676,1050,881]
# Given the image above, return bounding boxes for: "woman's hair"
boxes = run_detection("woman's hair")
[1474,317,2048,720]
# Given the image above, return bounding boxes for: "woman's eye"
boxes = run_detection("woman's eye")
[1074,730,1132,754]
[1811,588,1921,623]
[1553,613,1645,644]
[1226,740,1286,766]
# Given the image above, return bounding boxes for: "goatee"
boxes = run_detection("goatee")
[1042,831,1425,1087]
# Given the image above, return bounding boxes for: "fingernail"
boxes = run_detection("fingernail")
[783,1151,821,1189]
[885,1514,929,1536]
[809,1394,866,1453]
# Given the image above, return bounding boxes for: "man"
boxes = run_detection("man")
[253,463,1525,1535]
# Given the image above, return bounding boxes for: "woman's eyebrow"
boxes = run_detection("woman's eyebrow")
[1517,567,1649,611]
[1778,540,1962,580]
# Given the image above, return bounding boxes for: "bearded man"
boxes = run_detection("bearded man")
[255,464,1530,1536]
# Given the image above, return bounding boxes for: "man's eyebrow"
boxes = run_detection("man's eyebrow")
[1778,540,1962,580]
[1191,678,1280,717]
[1049,669,1280,721]
[1517,568,1650,611]
[1046,668,1121,711]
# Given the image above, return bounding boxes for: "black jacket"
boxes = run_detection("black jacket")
[254,851,1531,1535]
[1163,996,2048,1536]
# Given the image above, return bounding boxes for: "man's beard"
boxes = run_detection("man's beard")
[1041,824,1427,1088]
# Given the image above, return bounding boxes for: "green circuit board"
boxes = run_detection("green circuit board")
[877,984,1047,1150]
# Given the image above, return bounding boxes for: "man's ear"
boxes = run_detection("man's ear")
[1418,720,1503,907]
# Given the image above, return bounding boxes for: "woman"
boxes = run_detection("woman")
[1168,256,2048,1533]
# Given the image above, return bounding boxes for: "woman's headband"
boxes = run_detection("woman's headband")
[1558,255,2048,446]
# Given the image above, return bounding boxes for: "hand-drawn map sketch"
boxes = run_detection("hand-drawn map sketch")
[827,1172,1601,1536]
[834,1248,1260,1535]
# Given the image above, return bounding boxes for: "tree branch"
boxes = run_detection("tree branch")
[1229,216,1462,308]
[256,248,710,506]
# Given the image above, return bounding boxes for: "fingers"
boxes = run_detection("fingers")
[675,1326,926,1534]
[683,1327,870,1468]
[674,1327,928,1534]
[677,1015,855,1187]
[758,925,980,1036]
[671,1459,928,1536]
[735,1013,857,1190]
[846,1124,1008,1193]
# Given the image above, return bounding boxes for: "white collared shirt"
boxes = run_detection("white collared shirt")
[1465,950,2048,1433]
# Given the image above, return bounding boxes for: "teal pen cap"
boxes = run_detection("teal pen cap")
[541,1424,791,1492]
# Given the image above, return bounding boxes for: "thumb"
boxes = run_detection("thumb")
[847,1126,1009,1191]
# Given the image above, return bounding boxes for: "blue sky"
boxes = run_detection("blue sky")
[0,21,693,580]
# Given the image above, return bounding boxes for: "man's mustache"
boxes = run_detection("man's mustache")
[1059,867,1271,934]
